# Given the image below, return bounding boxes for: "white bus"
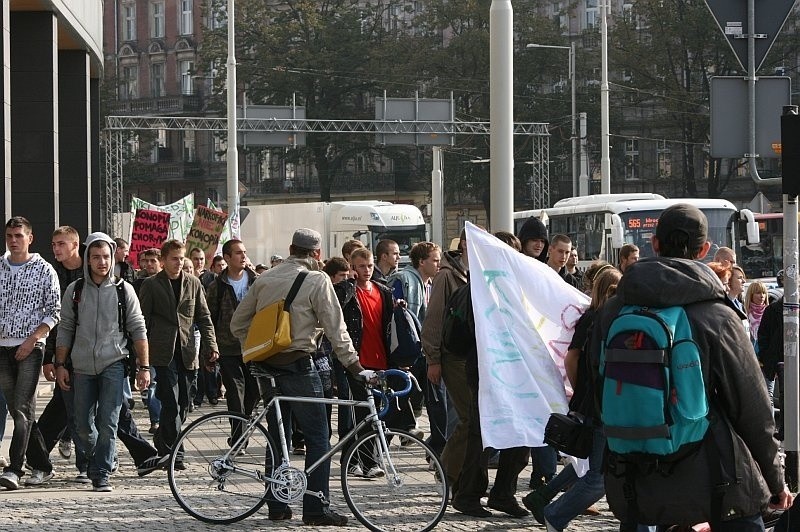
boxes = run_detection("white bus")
[513,194,760,268]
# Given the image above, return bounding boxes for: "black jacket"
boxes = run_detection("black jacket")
[334,279,393,368]
[206,267,257,356]
[757,296,783,378]
[595,257,784,525]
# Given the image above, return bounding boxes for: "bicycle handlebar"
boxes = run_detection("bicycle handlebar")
[371,369,414,419]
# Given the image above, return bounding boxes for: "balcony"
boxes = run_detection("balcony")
[109,95,204,116]
[246,173,405,197]
[123,161,204,183]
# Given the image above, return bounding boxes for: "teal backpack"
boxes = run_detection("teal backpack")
[600,305,709,457]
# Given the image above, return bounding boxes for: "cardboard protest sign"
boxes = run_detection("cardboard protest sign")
[130,193,194,242]
[129,209,170,269]
[185,205,228,262]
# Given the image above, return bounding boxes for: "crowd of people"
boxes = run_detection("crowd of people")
[0,206,794,531]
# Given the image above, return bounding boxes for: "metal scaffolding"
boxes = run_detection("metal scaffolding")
[103,115,550,232]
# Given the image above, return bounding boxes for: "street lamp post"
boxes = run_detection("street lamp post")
[226,0,239,228]
[527,42,577,197]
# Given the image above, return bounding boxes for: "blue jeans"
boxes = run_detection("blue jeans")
[0,345,45,476]
[73,361,125,482]
[531,444,558,481]
[254,358,331,519]
[544,425,606,531]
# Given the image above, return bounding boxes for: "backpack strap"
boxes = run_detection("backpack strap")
[115,278,126,334]
[284,272,308,311]
[72,278,85,327]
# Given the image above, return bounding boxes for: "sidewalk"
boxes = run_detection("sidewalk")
[0,379,620,531]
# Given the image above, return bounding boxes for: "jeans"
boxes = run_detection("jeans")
[0,345,45,476]
[531,445,558,482]
[544,425,606,530]
[73,361,125,482]
[193,365,220,405]
[254,358,331,519]
[332,358,353,439]
[424,370,448,456]
[116,400,158,466]
[154,357,197,457]
[218,356,260,443]
[145,368,161,425]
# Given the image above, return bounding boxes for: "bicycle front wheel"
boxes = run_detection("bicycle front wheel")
[341,428,447,532]
[168,411,277,524]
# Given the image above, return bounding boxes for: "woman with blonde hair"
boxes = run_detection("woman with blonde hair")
[745,281,769,347]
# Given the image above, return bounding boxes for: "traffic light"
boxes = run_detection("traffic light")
[783,107,800,196]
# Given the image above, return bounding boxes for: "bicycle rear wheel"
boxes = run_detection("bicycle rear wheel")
[168,411,276,524]
[341,428,447,532]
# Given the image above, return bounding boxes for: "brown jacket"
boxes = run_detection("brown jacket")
[139,270,218,369]
[420,250,467,364]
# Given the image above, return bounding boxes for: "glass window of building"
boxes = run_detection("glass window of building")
[122,3,136,41]
[180,60,194,95]
[121,65,138,100]
[179,0,193,35]
[151,1,165,38]
[151,62,165,97]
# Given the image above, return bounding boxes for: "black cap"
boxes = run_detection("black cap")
[655,204,707,257]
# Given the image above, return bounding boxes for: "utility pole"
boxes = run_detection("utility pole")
[579,112,589,196]
[600,0,611,194]
[489,0,514,232]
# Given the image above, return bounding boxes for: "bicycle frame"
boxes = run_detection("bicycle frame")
[222,377,401,500]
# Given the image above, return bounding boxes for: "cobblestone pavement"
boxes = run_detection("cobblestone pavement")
[0,380,621,531]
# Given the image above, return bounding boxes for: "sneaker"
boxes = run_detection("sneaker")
[407,428,424,440]
[0,470,19,490]
[209,397,219,406]
[0,456,8,468]
[58,439,73,459]
[92,479,113,492]
[24,469,54,486]
[347,464,364,477]
[148,423,159,435]
[364,466,385,479]
[302,510,348,526]
[74,472,92,484]
[268,508,293,521]
[137,455,170,477]
[292,443,306,456]
[111,455,119,474]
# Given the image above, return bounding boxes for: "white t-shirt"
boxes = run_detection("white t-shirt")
[228,274,249,302]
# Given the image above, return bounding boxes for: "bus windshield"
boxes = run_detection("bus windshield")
[619,208,735,260]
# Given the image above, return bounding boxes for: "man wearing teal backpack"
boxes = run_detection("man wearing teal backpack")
[595,204,792,531]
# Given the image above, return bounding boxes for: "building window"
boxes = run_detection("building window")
[586,8,598,29]
[151,129,167,163]
[210,3,227,29]
[151,62,165,97]
[122,3,136,41]
[179,0,193,35]
[207,188,219,204]
[183,130,196,162]
[213,135,226,162]
[625,139,639,180]
[657,140,672,178]
[179,60,194,95]
[120,65,138,100]
[154,190,166,205]
[151,1,165,38]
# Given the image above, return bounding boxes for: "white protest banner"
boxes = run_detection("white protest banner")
[130,193,195,242]
[466,222,590,449]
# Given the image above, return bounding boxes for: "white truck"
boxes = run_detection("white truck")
[240,200,428,265]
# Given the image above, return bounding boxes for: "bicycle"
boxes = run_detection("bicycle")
[167,368,448,532]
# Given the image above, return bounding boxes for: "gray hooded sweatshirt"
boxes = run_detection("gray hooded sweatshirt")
[56,232,147,375]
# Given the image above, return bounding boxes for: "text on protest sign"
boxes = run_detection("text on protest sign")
[129,209,170,269]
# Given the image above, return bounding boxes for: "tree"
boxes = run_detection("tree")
[201,0,432,201]
[610,0,741,197]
